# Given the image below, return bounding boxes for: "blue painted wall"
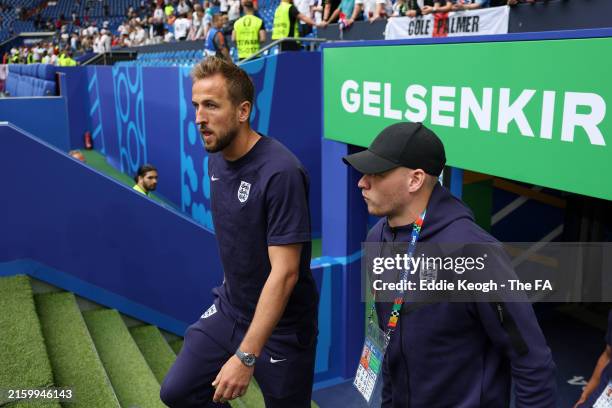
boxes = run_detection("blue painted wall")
[0,123,224,331]
[0,97,70,151]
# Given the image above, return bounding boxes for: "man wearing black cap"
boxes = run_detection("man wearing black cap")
[343,122,557,407]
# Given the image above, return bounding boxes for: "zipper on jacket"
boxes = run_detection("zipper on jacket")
[496,303,504,324]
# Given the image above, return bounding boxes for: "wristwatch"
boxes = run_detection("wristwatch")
[235,348,257,367]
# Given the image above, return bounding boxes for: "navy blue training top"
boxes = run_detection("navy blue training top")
[209,135,318,330]
[581,310,612,407]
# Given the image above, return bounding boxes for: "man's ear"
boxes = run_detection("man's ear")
[238,100,252,123]
[407,169,426,193]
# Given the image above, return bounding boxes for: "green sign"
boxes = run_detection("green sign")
[323,37,612,201]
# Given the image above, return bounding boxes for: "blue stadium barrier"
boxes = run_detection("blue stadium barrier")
[4,64,57,97]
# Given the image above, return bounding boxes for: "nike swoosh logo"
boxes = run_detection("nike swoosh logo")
[270,357,287,364]
[211,175,220,181]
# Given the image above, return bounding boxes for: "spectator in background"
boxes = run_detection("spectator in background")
[294,0,314,36]
[150,16,165,43]
[188,4,206,40]
[132,21,147,46]
[575,311,612,408]
[70,32,79,50]
[391,0,408,17]
[9,48,19,63]
[323,0,341,23]
[177,0,192,15]
[59,49,77,66]
[163,26,175,42]
[174,12,192,40]
[153,3,165,21]
[326,0,355,28]
[100,29,111,52]
[368,0,393,22]
[133,164,158,197]
[421,0,452,14]
[272,0,324,51]
[312,0,324,24]
[232,1,265,61]
[167,11,177,25]
[228,0,241,23]
[49,48,59,65]
[450,0,490,10]
[220,0,229,14]
[204,13,230,60]
[347,0,370,23]
[203,7,214,35]
[89,21,99,36]
[164,2,175,16]
[41,50,50,64]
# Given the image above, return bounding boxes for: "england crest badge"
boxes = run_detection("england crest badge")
[238,181,251,203]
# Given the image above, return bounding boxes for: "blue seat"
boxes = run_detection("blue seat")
[33,78,42,96]
[42,80,56,96]
[16,76,26,96]
[5,73,16,95]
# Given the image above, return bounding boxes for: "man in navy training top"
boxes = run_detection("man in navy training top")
[160,57,319,407]
[575,310,612,407]
[343,122,557,407]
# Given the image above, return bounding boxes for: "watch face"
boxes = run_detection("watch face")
[244,354,256,366]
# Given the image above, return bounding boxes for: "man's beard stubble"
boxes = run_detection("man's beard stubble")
[203,124,240,153]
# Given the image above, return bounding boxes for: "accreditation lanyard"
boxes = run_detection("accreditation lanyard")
[370,210,426,336]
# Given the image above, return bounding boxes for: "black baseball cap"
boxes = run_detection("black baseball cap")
[342,122,446,176]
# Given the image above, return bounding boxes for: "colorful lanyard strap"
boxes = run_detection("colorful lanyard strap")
[370,210,426,336]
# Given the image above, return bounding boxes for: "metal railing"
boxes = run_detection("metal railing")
[238,37,327,65]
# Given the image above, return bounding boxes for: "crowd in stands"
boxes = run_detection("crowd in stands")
[1,0,550,66]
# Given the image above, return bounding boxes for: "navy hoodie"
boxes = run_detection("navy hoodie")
[367,183,557,408]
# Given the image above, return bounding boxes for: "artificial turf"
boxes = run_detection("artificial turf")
[0,275,57,406]
[35,292,120,408]
[82,309,167,408]
[130,325,177,384]
[168,339,184,355]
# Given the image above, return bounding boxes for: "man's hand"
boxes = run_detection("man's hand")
[212,355,254,403]
[573,397,587,408]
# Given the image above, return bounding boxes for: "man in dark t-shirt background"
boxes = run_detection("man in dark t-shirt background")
[160,57,319,408]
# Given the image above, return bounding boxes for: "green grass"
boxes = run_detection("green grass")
[230,379,265,408]
[6,399,62,407]
[0,275,56,405]
[35,292,120,408]
[80,150,134,186]
[312,238,322,258]
[130,325,177,384]
[168,339,184,355]
[82,309,166,408]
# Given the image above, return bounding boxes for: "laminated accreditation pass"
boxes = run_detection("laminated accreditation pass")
[353,321,389,405]
[594,381,612,408]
